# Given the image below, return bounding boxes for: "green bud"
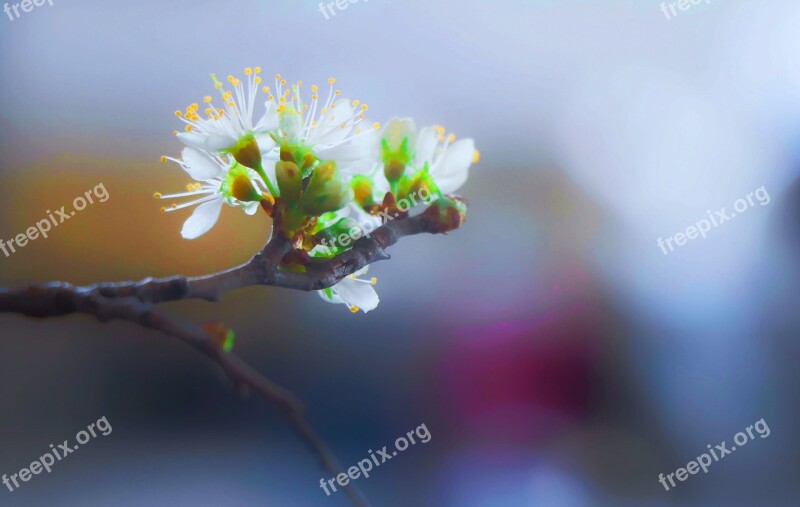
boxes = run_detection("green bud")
[300,161,349,216]
[380,119,416,185]
[421,196,468,234]
[275,160,303,206]
[350,175,375,207]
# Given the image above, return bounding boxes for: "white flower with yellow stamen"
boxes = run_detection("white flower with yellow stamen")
[156,147,266,240]
[374,118,479,197]
[414,124,478,194]
[318,267,380,314]
[271,76,381,176]
[175,67,279,193]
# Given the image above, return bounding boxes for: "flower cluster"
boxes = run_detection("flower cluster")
[157,68,478,313]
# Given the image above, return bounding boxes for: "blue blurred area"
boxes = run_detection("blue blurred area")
[1,0,799,505]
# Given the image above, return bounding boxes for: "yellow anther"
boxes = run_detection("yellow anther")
[328,77,336,84]
[334,90,341,96]
[473,150,480,164]
[263,87,270,94]
[275,73,282,80]
[373,122,381,129]
[349,305,359,313]
[172,130,178,136]
[203,96,212,103]
[297,80,303,87]
[160,156,167,163]
[185,125,192,132]
[311,85,319,92]
[254,76,262,84]
[268,95,274,101]
[153,192,162,199]
[352,100,360,107]
[370,277,377,285]
[174,111,182,117]
[348,275,357,280]
[254,66,262,74]
[227,75,235,83]
[170,203,177,209]
[280,79,287,85]
[186,184,195,191]
[447,133,456,143]
[244,67,252,75]
[358,113,364,120]
[160,207,167,212]
[311,94,318,100]
[361,104,368,111]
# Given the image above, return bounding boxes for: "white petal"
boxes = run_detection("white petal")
[181,148,227,181]
[312,99,355,146]
[318,289,344,305]
[255,133,277,153]
[177,132,209,150]
[254,102,279,132]
[432,139,474,194]
[414,127,439,167]
[205,134,237,151]
[382,117,417,151]
[180,198,223,239]
[333,278,379,313]
[243,201,260,215]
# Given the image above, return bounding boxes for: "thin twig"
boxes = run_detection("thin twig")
[0,213,443,507]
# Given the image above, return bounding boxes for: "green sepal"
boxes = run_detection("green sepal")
[221,163,262,203]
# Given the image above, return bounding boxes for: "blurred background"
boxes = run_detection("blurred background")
[1,0,798,505]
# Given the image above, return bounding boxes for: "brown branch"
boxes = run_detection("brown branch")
[0,213,443,507]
